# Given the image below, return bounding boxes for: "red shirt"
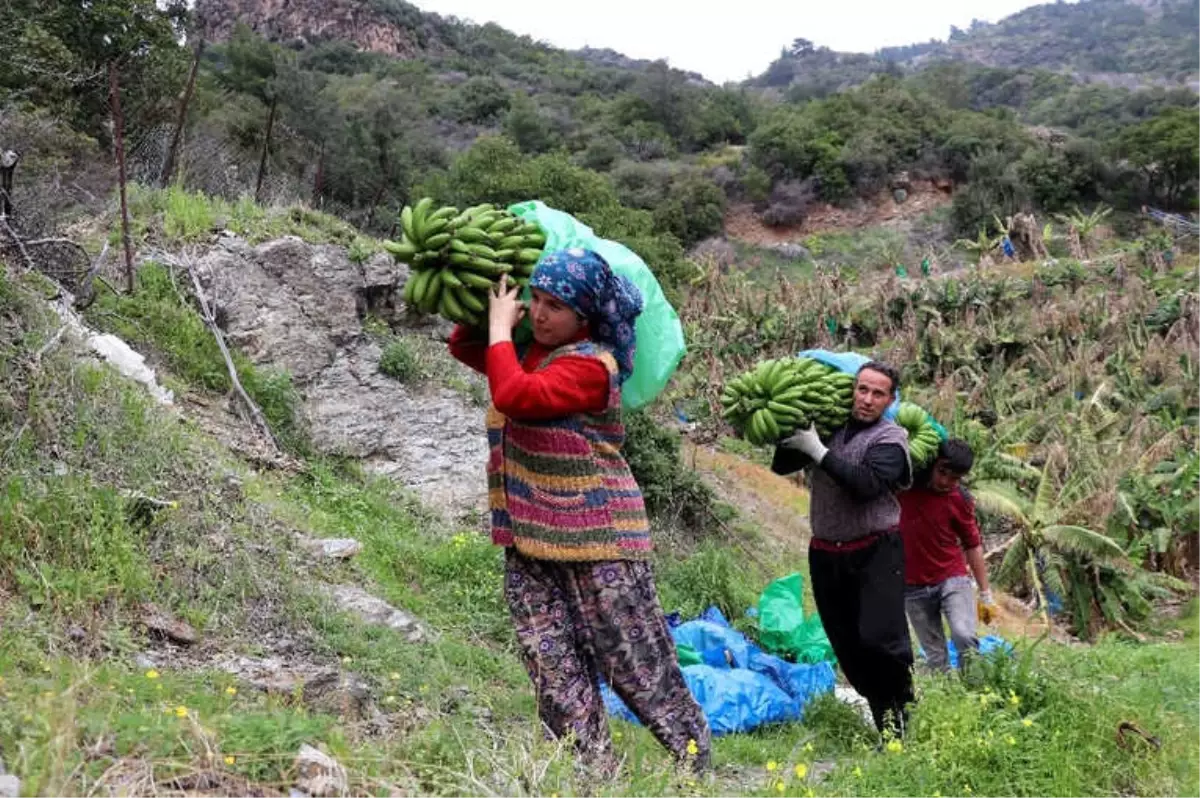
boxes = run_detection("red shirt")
[898,486,982,586]
[447,325,610,420]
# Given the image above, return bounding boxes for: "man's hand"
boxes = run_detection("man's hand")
[780,424,828,464]
[977,589,997,625]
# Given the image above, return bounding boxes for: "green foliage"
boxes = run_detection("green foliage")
[622,410,717,532]
[949,151,1031,236]
[656,542,760,621]
[0,475,152,614]
[378,338,424,383]
[1117,107,1200,209]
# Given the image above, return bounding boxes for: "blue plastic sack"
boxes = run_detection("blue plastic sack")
[508,200,686,410]
[601,606,836,736]
[797,349,901,421]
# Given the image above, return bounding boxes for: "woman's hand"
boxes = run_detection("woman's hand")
[488,274,526,344]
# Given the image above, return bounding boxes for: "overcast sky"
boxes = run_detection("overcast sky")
[408,0,1054,83]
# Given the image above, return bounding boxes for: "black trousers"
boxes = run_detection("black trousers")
[809,531,914,735]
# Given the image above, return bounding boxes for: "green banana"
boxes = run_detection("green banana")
[424,232,452,250]
[400,206,416,242]
[455,285,487,313]
[382,239,418,260]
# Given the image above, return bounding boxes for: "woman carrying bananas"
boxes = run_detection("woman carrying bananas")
[448,248,711,776]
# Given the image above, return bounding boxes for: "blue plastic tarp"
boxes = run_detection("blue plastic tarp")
[919,634,1014,669]
[797,349,901,421]
[600,606,836,736]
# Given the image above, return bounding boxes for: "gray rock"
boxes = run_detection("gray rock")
[770,242,811,261]
[362,251,405,289]
[300,537,362,560]
[293,744,348,798]
[196,236,489,516]
[0,774,19,798]
[893,188,909,204]
[689,237,737,267]
[140,602,199,646]
[324,584,426,642]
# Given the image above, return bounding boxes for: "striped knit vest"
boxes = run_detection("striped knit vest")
[485,341,652,561]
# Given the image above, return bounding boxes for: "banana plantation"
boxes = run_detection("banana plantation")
[672,232,1198,641]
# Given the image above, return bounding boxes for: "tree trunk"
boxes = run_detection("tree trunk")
[254,96,278,204]
[312,139,325,206]
[160,38,205,188]
[108,61,135,294]
[365,178,387,230]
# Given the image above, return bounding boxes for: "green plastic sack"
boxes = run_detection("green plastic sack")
[508,200,686,410]
[676,642,703,667]
[758,573,836,665]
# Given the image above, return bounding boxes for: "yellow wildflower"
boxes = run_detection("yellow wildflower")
[686,738,699,756]
[766,760,778,772]
[145,669,160,679]
[225,686,237,696]
[174,706,188,718]
[853,766,863,778]
[775,780,785,793]
[803,742,814,753]
[1009,692,1021,707]
[1022,718,1034,728]
[1006,735,1017,746]
[613,730,623,741]
[794,763,808,779]
[885,739,903,754]
[224,756,236,765]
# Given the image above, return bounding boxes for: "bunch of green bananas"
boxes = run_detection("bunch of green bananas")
[383,198,547,326]
[720,357,855,446]
[895,402,943,466]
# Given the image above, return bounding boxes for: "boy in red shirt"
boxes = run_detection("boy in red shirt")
[899,439,997,672]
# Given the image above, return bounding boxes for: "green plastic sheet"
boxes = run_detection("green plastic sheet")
[508,200,686,410]
[757,573,836,665]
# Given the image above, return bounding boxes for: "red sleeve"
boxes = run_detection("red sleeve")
[953,488,983,549]
[447,324,488,375]
[485,342,610,420]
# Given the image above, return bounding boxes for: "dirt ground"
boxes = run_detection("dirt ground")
[724,181,953,246]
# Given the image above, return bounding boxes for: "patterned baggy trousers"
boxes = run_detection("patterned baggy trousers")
[503,548,712,772]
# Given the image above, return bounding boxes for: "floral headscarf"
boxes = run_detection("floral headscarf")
[529,248,643,384]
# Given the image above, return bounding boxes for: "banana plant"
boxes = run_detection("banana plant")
[972,462,1127,627]
[1052,204,1112,258]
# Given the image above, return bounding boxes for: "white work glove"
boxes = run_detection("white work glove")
[781,424,828,464]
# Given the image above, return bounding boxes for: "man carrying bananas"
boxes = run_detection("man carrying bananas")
[771,361,915,741]
[900,439,997,673]
[448,249,711,776]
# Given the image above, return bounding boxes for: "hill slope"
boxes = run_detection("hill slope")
[757,0,1199,95]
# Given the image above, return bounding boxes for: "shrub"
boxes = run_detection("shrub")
[379,338,424,383]
[759,179,818,228]
[622,410,717,532]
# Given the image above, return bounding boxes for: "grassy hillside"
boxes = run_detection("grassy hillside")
[3,184,1199,794]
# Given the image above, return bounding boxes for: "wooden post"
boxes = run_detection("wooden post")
[312,139,325,206]
[160,38,205,188]
[108,61,135,293]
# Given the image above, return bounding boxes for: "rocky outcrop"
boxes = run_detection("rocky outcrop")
[195,235,488,515]
[196,0,438,59]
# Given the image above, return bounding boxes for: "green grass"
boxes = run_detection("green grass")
[122,184,374,249]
